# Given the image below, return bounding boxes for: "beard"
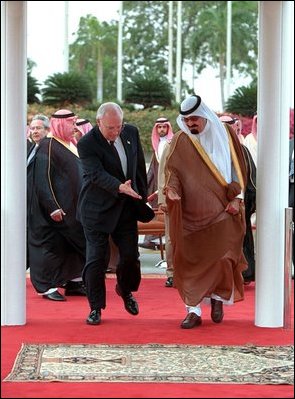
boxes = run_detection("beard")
[190,128,200,135]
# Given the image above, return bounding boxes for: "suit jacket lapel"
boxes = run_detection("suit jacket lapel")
[27,144,38,166]
[94,128,125,177]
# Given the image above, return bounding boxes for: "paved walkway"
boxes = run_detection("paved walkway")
[138,247,166,275]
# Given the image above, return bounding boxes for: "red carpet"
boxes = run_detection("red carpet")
[1,277,294,398]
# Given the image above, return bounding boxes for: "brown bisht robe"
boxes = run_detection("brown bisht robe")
[164,127,248,306]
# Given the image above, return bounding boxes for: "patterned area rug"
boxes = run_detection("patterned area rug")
[4,343,293,384]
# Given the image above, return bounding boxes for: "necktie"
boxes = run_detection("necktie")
[110,141,121,164]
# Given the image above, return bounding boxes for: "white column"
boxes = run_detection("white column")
[1,1,27,325]
[117,0,123,102]
[255,1,293,327]
[168,1,173,85]
[225,1,232,102]
[175,1,182,103]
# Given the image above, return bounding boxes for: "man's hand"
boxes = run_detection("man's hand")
[50,209,66,222]
[147,191,158,203]
[119,180,142,199]
[225,198,242,215]
[165,187,181,201]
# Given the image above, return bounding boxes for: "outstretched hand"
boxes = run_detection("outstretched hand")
[119,180,142,199]
[225,198,241,215]
[50,209,66,222]
[165,187,181,201]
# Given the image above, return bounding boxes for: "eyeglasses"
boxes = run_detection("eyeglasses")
[99,120,124,132]
[30,126,44,131]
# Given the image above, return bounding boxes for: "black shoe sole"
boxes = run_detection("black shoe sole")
[42,293,66,301]
[115,285,139,315]
[86,319,101,325]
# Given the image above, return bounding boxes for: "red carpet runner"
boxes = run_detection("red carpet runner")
[1,277,294,398]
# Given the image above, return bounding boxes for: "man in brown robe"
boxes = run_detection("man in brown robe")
[164,95,248,329]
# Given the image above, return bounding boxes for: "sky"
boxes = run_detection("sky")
[27,1,120,83]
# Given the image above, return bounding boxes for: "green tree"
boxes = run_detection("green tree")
[68,2,258,108]
[123,1,171,78]
[69,15,118,102]
[225,81,257,117]
[122,1,258,108]
[124,73,174,109]
[185,1,258,109]
[27,58,40,104]
[122,1,202,98]
[42,72,93,106]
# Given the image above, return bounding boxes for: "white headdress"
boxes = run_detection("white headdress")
[177,95,232,183]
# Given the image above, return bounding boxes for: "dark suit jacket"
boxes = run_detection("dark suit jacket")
[77,124,152,232]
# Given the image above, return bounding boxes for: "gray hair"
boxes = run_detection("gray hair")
[96,102,123,120]
[31,114,50,129]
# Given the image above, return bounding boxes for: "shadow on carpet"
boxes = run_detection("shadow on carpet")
[4,343,294,384]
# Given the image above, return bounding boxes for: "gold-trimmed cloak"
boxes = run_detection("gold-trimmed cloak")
[165,128,248,306]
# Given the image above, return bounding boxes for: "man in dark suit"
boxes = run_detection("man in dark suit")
[77,102,154,325]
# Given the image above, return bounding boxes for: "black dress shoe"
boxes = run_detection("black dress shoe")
[138,242,157,250]
[86,309,101,325]
[210,298,224,323]
[42,290,66,301]
[181,313,202,329]
[64,281,87,296]
[115,284,139,315]
[165,277,173,287]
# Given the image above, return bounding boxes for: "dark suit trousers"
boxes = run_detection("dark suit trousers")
[82,203,141,311]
